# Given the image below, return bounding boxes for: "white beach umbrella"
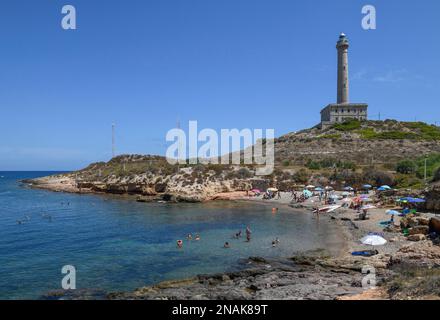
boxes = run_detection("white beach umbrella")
[360,235,387,246]
[361,204,377,210]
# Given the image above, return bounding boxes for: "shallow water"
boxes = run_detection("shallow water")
[0,172,345,299]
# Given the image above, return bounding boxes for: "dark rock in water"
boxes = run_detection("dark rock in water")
[136,196,154,203]
[248,257,267,263]
[41,289,108,300]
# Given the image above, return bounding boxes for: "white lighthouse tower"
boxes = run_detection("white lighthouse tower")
[319,33,368,128]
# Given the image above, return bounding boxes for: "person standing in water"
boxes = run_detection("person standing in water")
[246,226,252,242]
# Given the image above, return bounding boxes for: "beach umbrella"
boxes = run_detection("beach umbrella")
[362,184,372,189]
[378,185,392,191]
[361,204,376,210]
[386,210,400,216]
[303,189,313,197]
[251,189,261,193]
[325,186,334,191]
[360,235,387,246]
[400,197,425,203]
[342,191,350,196]
[343,186,354,191]
[314,187,324,191]
[306,185,315,189]
[267,188,278,192]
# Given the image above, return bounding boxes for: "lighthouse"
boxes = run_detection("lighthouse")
[319,33,368,128]
[337,33,349,104]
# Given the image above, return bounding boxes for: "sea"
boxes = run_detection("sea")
[0,171,345,299]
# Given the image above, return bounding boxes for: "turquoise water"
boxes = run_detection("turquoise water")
[0,172,344,300]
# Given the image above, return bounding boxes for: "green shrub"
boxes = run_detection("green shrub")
[293,168,310,183]
[333,119,362,131]
[396,160,416,174]
[434,167,440,182]
[282,160,291,167]
[306,161,321,170]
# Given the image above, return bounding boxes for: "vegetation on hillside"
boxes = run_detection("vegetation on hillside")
[330,119,440,141]
[393,153,440,188]
[306,158,356,171]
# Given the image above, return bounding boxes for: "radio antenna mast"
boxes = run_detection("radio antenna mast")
[112,123,116,158]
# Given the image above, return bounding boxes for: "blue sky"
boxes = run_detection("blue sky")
[0,0,439,170]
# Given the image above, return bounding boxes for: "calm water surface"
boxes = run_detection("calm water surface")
[0,172,344,299]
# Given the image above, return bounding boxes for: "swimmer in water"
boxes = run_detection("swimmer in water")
[245,226,252,242]
[177,240,183,248]
[195,234,200,241]
[234,230,242,239]
[224,242,231,248]
[187,233,193,240]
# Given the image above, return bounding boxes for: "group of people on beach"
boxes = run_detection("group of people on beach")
[262,191,281,200]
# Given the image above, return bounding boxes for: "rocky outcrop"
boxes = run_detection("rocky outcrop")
[107,256,371,300]
[430,217,440,234]
[425,185,440,212]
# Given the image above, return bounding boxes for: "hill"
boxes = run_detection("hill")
[274,119,440,166]
[28,120,440,203]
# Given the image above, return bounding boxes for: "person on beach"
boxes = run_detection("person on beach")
[277,191,281,200]
[246,226,252,242]
[177,240,183,248]
[292,191,297,202]
[390,214,395,224]
[360,209,368,220]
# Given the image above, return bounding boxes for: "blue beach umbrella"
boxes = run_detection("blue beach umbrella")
[386,210,400,216]
[400,197,426,203]
[344,186,354,191]
[314,187,324,191]
[303,190,313,198]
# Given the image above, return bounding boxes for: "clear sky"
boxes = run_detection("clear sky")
[1,0,439,170]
